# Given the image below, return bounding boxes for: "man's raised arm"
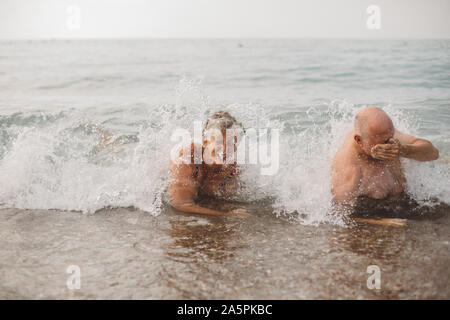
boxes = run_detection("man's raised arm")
[395,130,439,162]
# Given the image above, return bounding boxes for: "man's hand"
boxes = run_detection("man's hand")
[371,138,400,161]
[226,208,251,218]
[354,217,407,227]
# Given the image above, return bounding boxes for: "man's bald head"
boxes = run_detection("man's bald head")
[353,107,395,155]
[355,107,394,139]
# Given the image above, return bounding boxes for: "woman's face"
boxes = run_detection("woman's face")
[203,129,238,165]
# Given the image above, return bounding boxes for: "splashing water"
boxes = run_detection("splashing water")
[268,101,450,225]
[0,83,448,225]
[1,40,449,225]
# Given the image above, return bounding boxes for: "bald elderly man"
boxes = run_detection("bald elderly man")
[332,107,439,220]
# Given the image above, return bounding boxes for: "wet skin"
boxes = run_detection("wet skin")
[331,107,439,226]
[332,108,439,205]
[169,133,246,217]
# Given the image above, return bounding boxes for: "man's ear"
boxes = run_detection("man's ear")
[354,134,362,144]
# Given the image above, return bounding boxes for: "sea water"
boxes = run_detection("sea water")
[0,39,449,225]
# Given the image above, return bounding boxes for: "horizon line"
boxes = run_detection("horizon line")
[1,36,449,42]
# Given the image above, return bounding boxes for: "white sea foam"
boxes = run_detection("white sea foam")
[0,82,448,226]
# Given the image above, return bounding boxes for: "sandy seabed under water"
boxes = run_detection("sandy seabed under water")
[0,201,449,300]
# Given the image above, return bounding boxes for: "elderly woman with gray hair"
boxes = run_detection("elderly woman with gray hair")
[169,111,248,217]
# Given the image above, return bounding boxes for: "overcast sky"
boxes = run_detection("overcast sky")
[1,0,449,39]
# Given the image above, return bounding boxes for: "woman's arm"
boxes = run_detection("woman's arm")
[169,161,237,216]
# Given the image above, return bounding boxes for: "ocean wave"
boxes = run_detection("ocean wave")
[0,83,448,225]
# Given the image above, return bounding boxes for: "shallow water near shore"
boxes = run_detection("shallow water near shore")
[1,203,448,299]
[1,39,449,299]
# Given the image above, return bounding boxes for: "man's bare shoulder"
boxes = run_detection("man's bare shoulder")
[332,132,361,184]
[333,131,358,167]
[332,152,359,180]
[331,132,362,201]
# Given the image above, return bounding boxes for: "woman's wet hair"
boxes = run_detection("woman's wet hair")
[203,111,245,135]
